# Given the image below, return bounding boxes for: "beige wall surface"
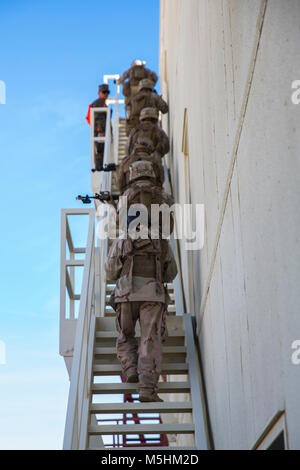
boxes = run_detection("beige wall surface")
[160,0,300,449]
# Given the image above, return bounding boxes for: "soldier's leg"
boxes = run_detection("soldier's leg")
[115,302,139,382]
[95,142,104,170]
[130,85,139,98]
[138,301,165,400]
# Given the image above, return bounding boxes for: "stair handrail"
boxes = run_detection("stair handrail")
[63,208,96,449]
[60,208,94,374]
[62,76,123,449]
[159,114,186,315]
[95,75,122,318]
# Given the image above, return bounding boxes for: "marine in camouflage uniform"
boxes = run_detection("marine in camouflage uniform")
[126,107,170,158]
[116,137,165,193]
[112,137,174,236]
[116,60,158,110]
[105,234,178,402]
[125,79,168,136]
[86,83,111,170]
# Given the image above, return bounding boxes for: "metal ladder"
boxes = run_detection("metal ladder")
[60,76,211,450]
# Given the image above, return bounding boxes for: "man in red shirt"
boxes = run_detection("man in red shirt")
[86,83,110,170]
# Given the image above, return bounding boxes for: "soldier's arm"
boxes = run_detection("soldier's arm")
[149,70,158,85]
[125,127,137,155]
[156,129,170,156]
[163,245,178,283]
[155,94,169,114]
[104,242,123,280]
[117,68,130,84]
[115,159,128,192]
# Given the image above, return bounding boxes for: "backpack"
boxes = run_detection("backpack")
[127,122,163,155]
[130,65,146,82]
[116,153,165,192]
[120,182,175,236]
[130,91,152,117]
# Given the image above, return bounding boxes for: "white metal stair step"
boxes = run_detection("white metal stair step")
[94,357,186,365]
[90,401,192,414]
[91,381,190,394]
[104,311,176,318]
[96,315,184,330]
[95,329,185,339]
[95,332,185,346]
[88,423,195,435]
[105,283,174,292]
[94,346,186,358]
[105,304,176,313]
[104,293,175,302]
[93,363,188,375]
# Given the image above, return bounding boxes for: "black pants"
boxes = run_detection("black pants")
[95,143,104,170]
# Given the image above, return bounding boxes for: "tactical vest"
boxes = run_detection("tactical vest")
[129,65,147,85]
[122,181,173,212]
[127,122,167,156]
[122,81,131,97]
[120,238,169,280]
[130,91,154,118]
[119,182,175,236]
[116,152,165,192]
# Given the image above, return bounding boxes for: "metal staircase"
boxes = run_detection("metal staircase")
[60,76,211,450]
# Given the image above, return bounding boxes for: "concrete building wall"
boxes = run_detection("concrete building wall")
[160,0,300,449]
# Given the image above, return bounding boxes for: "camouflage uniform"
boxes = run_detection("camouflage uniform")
[125,80,168,136]
[126,112,170,158]
[116,139,165,192]
[114,138,174,237]
[117,61,158,107]
[105,236,177,400]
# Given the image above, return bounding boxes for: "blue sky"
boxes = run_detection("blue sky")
[0,0,159,449]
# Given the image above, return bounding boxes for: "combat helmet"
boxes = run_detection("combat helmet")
[131,59,146,67]
[139,107,159,121]
[129,160,156,183]
[138,78,155,92]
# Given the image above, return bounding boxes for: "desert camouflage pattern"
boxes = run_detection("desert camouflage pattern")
[127,89,169,121]
[105,236,177,394]
[125,90,168,136]
[117,64,158,87]
[117,65,158,110]
[118,181,175,235]
[126,120,170,158]
[105,237,177,303]
[115,301,167,393]
[116,150,165,192]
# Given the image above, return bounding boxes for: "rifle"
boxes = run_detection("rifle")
[76,192,119,204]
[91,163,117,173]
